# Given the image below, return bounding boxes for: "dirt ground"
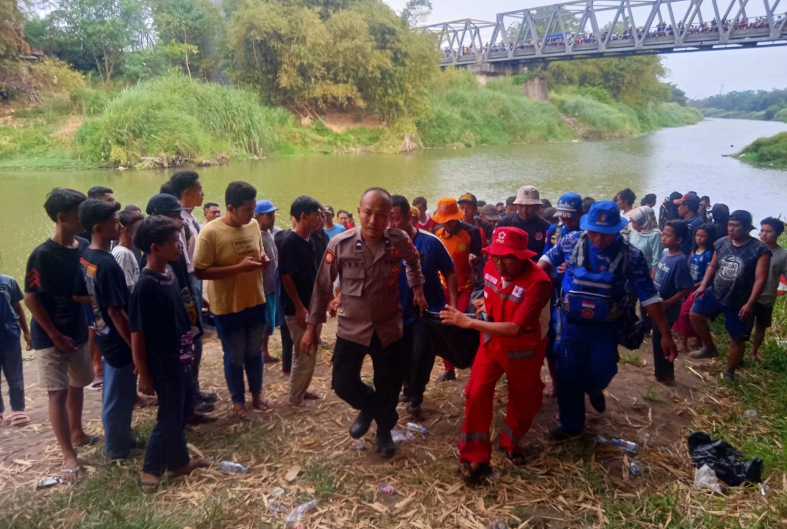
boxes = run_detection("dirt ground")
[0,318,757,527]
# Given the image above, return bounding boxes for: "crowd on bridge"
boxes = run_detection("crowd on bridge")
[442,14,785,60]
[1,175,785,489]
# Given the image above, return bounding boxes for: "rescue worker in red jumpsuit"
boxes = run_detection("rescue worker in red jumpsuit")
[440,227,553,484]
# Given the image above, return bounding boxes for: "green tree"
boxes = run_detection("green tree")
[401,0,431,28]
[226,0,437,122]
[49,0,150,83]
[667,83,688,106]
[150,0,223,79]
[543,56,670,107]
[1,0,30,58]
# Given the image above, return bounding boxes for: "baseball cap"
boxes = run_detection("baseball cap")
[555,192,583,219]
[505,196,516,206]
[513,185,542,206]
[483,227,536,260]
[480,203,500,221]
[431,197,464,224]
[673,194,701,211]
[579,200,629,234]
[146,193,186,216]
[323,205,335,215]
[458,192,478,206]
[254,199,277,215]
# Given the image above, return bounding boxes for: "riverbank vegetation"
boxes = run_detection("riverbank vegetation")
[1,0,702,169]
[691,88,787,121]
[737,132,787,169]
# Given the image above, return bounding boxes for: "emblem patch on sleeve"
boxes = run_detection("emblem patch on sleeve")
[325,250,336,264]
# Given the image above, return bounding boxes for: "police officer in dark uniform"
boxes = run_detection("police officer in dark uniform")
[301,188,427,457]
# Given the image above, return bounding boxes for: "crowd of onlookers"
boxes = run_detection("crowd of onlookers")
[0,175,784,489]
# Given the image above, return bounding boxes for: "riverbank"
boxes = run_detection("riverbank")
[0,71,703,171]
[736,131,787,169]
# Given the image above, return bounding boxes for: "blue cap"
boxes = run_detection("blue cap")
[555,192,583,219]
[254,200,278,215]
[580,200,629,234]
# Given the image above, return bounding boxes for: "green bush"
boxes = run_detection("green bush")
[557,95,639,134]
[75,75,292,164]
[774,108,787,123]
[574,86,614,104]
[739,132,787,167]
[418,74,575,147]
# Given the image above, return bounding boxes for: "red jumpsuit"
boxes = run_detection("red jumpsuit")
[459,259,553,463]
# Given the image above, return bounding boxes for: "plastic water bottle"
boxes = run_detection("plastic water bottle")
[285,499,318,528]
[629,460,643,476]
[406,422,428,434]
[218,461,249,474]
[611,438,639,455]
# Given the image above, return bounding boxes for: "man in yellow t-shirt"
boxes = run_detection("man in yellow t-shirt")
[193,182,270,417]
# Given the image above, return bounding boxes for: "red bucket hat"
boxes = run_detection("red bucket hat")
[483,227,537,261]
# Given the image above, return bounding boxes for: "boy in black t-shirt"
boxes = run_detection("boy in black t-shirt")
[77,199,138,461]
[130,217,209,491]
[24,188,93,483]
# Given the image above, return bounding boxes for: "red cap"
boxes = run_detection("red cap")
[483,227,537,260]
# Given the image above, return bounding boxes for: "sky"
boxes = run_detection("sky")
[383,0,787,99]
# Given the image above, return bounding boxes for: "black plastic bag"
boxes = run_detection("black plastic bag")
[416,310,480,370]
[687,431,763,486]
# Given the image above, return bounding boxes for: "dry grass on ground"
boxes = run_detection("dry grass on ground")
[1,318,785,528]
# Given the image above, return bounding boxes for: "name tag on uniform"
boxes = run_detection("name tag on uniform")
[484,273,498,285]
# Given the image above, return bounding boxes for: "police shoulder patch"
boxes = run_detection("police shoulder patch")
[535,231,544,241]
[325,250,335,264]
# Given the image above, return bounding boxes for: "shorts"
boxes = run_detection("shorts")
[754,302,773,329]
[36,342,94,391]
[691,289,754,342]
[263,295,278,336]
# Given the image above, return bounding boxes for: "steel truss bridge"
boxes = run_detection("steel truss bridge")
[425,0,787,67]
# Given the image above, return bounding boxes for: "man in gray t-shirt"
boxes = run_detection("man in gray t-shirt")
[751,217,787,360]
[690,210,770,379]
[255,200,281,364]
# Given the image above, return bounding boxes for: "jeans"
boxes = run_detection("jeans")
[142,363,193,476]
[332,333,403,432]
[0,326,25,413]
[188,274,204,395]
[401,319,433,407]
[102,360,137,459]
[214,305,266,404]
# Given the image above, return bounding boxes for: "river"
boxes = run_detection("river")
[2,118,786,279]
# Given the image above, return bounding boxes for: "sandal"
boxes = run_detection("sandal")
[87,377,104,391]
[10,412,31,427]
[227,405,247,418]
[75,435,99,447]
[505,450,527,466]
[250,399,272,412]
[61,466,81,484]
[458,462,492,485]
[137,474,159,493]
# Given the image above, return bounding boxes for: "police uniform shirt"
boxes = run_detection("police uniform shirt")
[307,227,425,347]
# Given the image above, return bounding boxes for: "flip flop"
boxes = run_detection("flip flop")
[137,474,159,493]
[87,377,104,391]
[227,405,247,418]
[61,466,81,484]
[10,412,31,427]
[250,399,272,412]
[76,435,99,447]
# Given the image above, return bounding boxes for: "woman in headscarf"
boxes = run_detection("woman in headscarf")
[629,206,662,279]
[710,203,729,241]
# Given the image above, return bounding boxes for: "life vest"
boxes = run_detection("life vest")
[559,233,630,323]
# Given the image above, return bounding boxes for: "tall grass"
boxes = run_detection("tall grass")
[418,71,575,147]
[738,131,787,168]
[75,76,292,165]
[554,94,641,136]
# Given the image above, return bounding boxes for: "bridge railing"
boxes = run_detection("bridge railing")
[427,0,787,65]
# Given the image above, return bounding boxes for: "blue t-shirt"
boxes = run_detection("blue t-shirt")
[689,249,713,285]
[653,250,695,321]
[398,229,455,324]
[0,274,23,329]
[542,231,659,304]
[324,224,346,240]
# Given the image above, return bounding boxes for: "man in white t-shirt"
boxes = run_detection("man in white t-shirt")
[112,210,143,290]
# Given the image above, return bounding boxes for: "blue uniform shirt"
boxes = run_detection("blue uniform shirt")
[542,231,659,305]
[398,229,455,325]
